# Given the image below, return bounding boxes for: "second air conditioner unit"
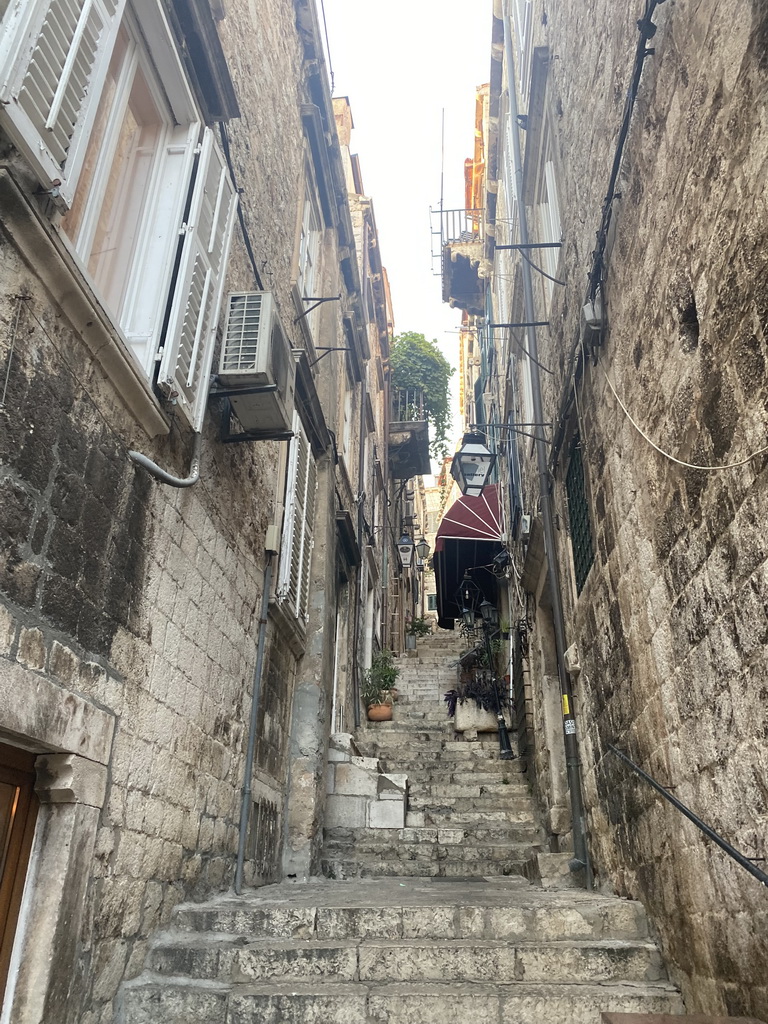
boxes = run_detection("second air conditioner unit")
[218,291,296,432]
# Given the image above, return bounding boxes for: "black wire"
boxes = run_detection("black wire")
[520,247,566,287]
[588,0,666,299]
[218,122,265,292]
[507,328,554,375]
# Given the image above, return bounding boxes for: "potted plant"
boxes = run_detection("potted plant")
[444,662,511,733]
[405,615,430,650]
[362,649,399,721]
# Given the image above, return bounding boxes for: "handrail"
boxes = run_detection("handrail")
[608,745,768,888]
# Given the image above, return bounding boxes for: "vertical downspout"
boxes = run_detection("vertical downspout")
[501,3,593,887]
[235,553,273,894]
[352,362,367,729]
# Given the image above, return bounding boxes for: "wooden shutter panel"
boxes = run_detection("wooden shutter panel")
[0,0,127,205]
[159,127,238,432]
[277,415,317,624]
[297,454,317,622]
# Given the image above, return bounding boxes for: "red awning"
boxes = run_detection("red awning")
[435,484,502,550]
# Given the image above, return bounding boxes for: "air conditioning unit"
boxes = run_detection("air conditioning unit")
[218,291,296,432]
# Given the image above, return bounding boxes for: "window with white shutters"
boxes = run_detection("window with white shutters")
[0,0,128,206]
[158,127,238,431]
[0,0,238,431]
[278,414,318,625]
[534,143,562,310]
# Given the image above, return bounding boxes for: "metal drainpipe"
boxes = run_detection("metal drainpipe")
[234,553,273,894]
[502,2,593,887]
[351,364,367,730]
[128,431,202,487]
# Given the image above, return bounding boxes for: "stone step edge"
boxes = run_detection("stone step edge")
[123,975,682,998]
[149,933,662,954]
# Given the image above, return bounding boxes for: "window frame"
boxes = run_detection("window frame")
[292,162,324,345]
[0,0,238,433]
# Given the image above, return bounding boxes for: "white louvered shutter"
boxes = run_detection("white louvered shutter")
[0,0,127,206]
[278,414,317,624]
[159,128,238,431]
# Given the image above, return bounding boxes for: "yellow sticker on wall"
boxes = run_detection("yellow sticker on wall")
[562,694,570,716]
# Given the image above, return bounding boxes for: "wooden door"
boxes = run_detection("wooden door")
[0,743,38,1009]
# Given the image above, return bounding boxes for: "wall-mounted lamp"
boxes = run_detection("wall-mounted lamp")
[397,533,415,569]
[450,432,496,497]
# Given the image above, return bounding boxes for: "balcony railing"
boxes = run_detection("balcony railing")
[390,388,426,424]
[430,207,484,274]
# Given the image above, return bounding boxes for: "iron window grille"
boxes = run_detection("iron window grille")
[565,434,594,594]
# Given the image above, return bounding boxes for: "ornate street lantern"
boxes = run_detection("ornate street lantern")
[397,533,415,569]
[415,537,430,561]
[450,432,496,497]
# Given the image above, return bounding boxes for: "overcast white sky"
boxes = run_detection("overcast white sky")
[320,0,493,460]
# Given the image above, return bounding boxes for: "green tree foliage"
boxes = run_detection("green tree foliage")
[390,332,454,458]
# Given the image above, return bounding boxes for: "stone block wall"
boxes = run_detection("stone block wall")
[0,0,357,1020]
[503,0,768,1015]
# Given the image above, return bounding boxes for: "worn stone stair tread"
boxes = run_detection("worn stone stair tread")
[148,932,666,985]
[124,977,683,1018]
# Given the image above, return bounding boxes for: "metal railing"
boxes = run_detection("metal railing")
[608,745,768,887]
[430,207,484,274]
[390,388,426,424]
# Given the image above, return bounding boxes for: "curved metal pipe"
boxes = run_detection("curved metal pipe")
[128,432,202,488]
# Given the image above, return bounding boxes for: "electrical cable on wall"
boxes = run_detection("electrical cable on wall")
[601,365,768,471]
[219,123,265,292]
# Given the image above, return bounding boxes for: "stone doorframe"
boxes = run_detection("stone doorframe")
[0,660,115,1024]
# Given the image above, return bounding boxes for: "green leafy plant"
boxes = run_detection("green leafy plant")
[361,649,399,706]
[407,616,432,637]
[390,331,454,459]
[444,670,504,718]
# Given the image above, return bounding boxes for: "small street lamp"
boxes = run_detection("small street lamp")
[479,599,499,629]
[397,533,414,569]
[415,536,430,561]
[461,606,475,630]
[450,432,496,497]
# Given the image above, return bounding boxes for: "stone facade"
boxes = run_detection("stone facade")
[477,0,768,1016]
[0,1,394,1021]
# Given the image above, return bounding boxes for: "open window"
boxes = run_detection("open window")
[0,0,237,431]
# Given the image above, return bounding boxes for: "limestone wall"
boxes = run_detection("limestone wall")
[500,0,768,1014]
[0,0,370,1020]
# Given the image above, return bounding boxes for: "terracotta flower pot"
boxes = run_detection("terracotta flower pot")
[367,703,393,722]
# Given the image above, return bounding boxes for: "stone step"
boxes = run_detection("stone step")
[399,771,529,787]
[414,782,529,798]
[408,793,533,812]
[379,752,527,769]
[169,879,652,943]
[321,838,537,863]
[320,856,536,879]
[146,934,666,985]
[323,823,542,846]
[123,976,683,1023]
[415,811,535,827]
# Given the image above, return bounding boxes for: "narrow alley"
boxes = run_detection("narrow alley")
[122,630,683,1022]
[0,0,766,1021]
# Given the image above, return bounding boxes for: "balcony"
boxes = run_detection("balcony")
[431,208,490,317]
[388,388,431,479]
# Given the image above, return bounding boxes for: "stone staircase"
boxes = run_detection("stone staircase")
[121,877,683,1022]
[119,631,685,1023]
[322,631,541,879]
